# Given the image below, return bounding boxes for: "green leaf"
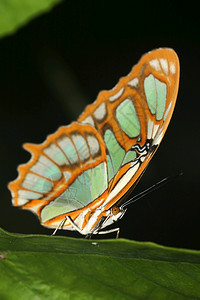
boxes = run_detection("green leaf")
[0,0,62,38]
[0,228,200,299]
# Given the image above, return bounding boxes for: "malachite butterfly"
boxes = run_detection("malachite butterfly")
[9,48,180,236]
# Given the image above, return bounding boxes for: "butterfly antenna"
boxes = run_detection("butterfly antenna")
[121,172,183,209]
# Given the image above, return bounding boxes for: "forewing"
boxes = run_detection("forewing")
[78,48,180,208]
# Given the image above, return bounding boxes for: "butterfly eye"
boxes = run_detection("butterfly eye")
[112,206,120,215]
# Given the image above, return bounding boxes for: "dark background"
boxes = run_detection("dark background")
[0,1,199,250]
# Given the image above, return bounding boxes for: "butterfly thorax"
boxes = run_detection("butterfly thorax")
[71,202,126,235]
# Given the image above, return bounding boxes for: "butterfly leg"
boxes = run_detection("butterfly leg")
[65,215,83,234]
[85,233,93,239]
[51,216,67,236]
[52,215,83,235]
[97,227,120,239]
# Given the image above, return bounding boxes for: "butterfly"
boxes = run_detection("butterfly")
[9,48,180,237]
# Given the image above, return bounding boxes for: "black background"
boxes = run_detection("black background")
[0,1,199,250]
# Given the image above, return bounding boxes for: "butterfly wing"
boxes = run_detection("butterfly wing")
[78,48,180,210]
[9,122,110,229]
[9,48,179,232]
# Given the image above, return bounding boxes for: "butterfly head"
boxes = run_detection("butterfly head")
[100,205,127,230]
